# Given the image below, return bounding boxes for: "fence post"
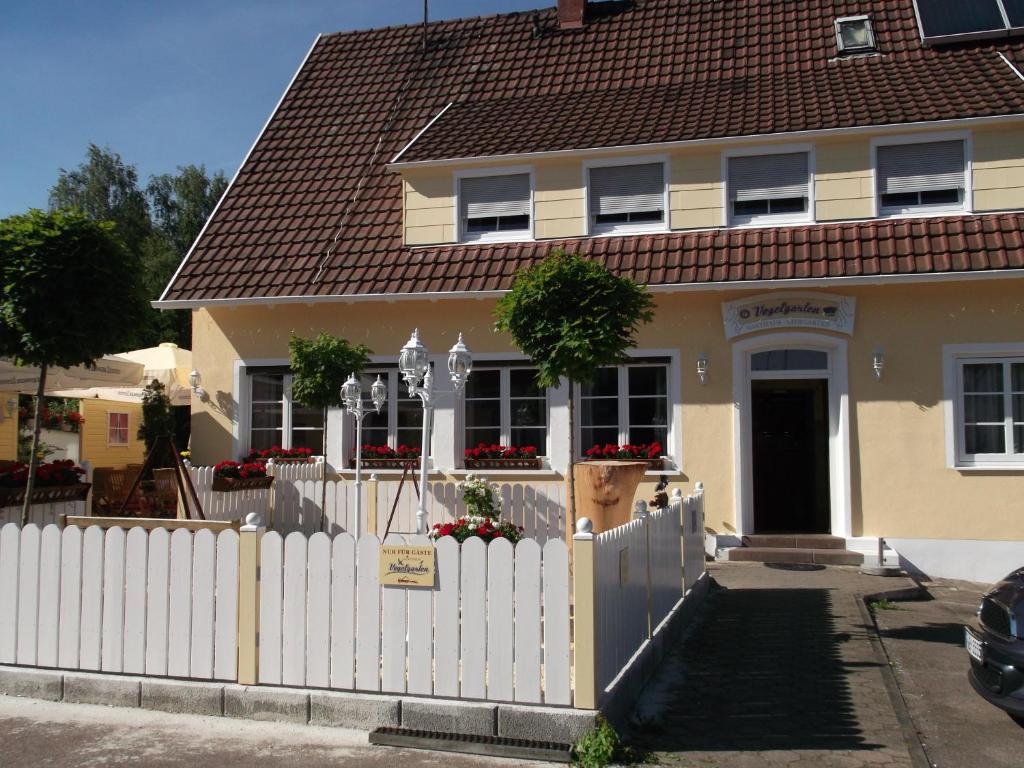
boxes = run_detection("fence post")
[237,511,264,685]
[366,475,378,536]
[572,516,599,709]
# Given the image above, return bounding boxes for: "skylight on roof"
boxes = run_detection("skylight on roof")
[835,15,876,53]
[914,0,1024,44]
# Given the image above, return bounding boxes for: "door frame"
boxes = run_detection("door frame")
[732,332,851,538]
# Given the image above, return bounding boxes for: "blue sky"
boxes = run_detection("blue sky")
[0,0,551,217]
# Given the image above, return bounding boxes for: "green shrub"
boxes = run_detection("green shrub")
[574,716,621,768]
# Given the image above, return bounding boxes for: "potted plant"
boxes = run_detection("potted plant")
[244,446,316,464]
[350,444,421,469]
[464,443,542,470]
[428,475,523,544]
[0,459,91,507]
[211,460,274,492]
[584,441,664,470]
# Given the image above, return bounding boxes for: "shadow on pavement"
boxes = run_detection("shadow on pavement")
[635,578,887,752]
[877,621,966,647]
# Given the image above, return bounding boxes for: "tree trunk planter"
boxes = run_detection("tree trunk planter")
[464,458,543,470]
[350,458,420,470]
[0,483,92,507]
[572,460,648,533]
[211,476,274,492]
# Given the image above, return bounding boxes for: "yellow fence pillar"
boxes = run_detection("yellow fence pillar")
[572,516,599,710]
[366,475,378,536]
[236,512,263,685]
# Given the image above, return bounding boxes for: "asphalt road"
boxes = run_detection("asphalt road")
[874,578,1024,768]
[0,696,546,768]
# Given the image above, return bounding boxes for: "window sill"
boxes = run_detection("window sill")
[458,232,534,245]
[729,215,813,228]
[952,463,1024,472]
[336,468,446,478]
[878,206,967,219]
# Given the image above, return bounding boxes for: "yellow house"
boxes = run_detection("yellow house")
[156,0,1024,582]
[76,398,146,469]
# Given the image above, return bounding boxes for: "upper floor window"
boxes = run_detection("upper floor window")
[587,161,666,235]
[458,172,531,242]
[248,371,324,453]
[876,139,966,215]
[463,366,548,457]
[727,152,811,225]
[579,362,669,456]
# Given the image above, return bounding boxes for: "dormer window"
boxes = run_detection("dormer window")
[726,151,812,226]
[458,171,532,242]
[875,138,967,215]
[587,160,667,235]
[835,15,876,53]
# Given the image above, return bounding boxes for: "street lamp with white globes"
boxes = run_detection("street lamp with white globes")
[342,372,387,537]
[398,329,473,534]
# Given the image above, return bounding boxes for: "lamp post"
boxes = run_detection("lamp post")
[399,329,473,534]
[342,373,387,538]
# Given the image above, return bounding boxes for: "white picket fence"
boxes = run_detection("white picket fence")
[681,484,706,592]
[186,462,567,544]
[0,500,87,528]
[0,523,238,680]
[257,530,572,705]
[592,487,706,695]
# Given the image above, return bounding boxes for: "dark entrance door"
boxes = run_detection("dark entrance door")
[751,378,830,533]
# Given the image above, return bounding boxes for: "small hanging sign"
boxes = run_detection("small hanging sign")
[379,545,436,587]
[722,292,856,339]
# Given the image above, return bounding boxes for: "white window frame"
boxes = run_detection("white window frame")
[461,364,550,461]
[583,155,670,236]
[943,343,1024,469]
[722,144,815,227]
[246,370,325,454]
[573,354,679,466]
[106,411,130,447]
[349,367,426,453]
[835,15,876,54]
[453,165,534,244]
[871,131,972,219]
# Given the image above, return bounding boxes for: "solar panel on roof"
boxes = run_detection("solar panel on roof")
[915,0,1024,42]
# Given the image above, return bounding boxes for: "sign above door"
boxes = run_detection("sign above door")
[722,292,856,340]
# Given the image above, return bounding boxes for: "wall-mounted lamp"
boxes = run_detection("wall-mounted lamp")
[696,353,709,385]
[872,349,885,381]
[189,369,207,400]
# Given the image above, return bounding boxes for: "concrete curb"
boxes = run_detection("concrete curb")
[0,665,590,742]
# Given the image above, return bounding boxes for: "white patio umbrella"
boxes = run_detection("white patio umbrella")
[0,355,144,393]
[49,342,193,406]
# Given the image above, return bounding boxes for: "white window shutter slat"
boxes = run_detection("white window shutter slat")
[461,174,531,218]
[877,140,964,195]
[729,153,809,202]
[589,163,665,215]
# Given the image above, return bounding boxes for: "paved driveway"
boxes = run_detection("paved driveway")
[633,563,921,767]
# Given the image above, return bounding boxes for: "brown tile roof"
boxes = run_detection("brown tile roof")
[161,0,1024,304]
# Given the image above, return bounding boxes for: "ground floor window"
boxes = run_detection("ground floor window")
[356,368,424,453]
[579,361,669,455]
[463,365,547,454]
[248,370,324,452]
[107,412,129,446]
[955,356,1024,465]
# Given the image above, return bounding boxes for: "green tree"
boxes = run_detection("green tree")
[0,209,148,524]
[288,333,372,530]
[137,379,174,467]
[494,250,655,526]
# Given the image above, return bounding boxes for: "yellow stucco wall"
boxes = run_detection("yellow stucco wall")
[0,392,17,461]
[401,122,1024,244]
[191,277,1024,542]
[79,399,146,469]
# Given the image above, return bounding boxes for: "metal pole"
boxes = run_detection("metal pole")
[353,410,363,539]
[415,368,433,535]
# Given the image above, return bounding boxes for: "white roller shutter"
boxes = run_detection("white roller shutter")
[729,153,809,202]
[460,174,531,219]
[877,140,965,195]
[589,163,665,215]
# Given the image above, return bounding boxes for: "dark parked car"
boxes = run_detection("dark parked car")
[965,568,1024,724]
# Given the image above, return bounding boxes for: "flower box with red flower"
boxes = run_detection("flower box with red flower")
[429,515,524,544]
[583,442,664,470]
[211,461,274,492]
[243,446,316,465]
[463,444,542,470]
[0,460,91,507]
[350,445,421,469]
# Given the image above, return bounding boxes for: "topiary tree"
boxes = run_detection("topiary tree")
[288,332,371,530]
[494,249,655,527]
[0,209,148,524]
[137,379,174,468]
